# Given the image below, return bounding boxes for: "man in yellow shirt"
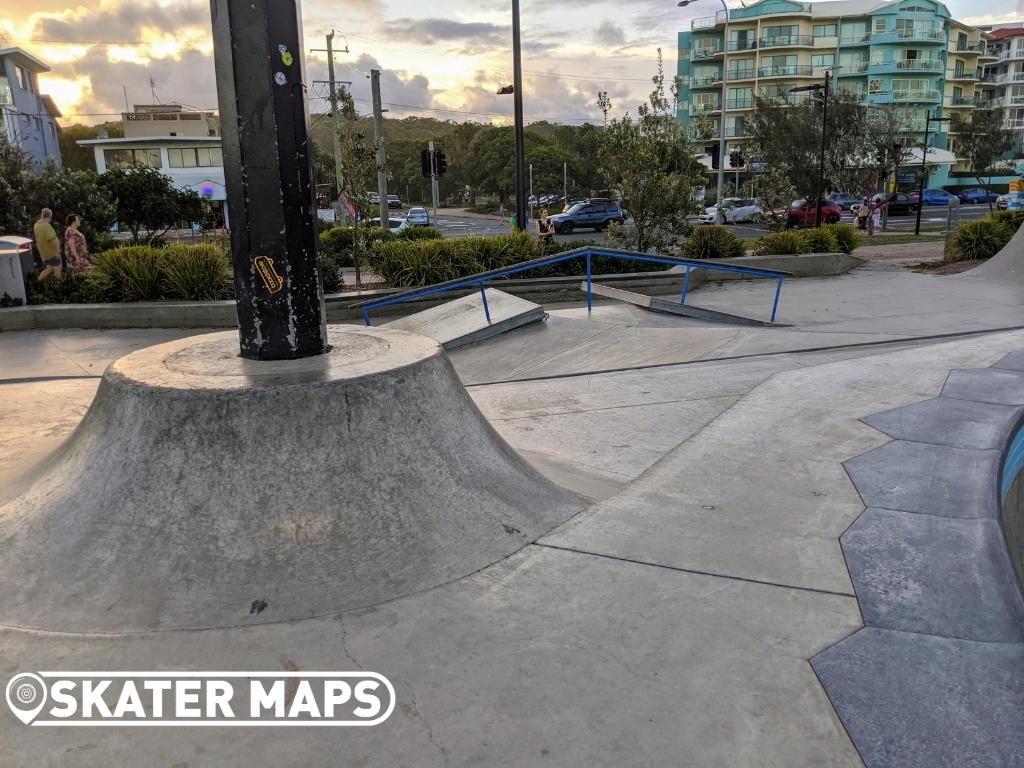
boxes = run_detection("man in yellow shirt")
[34,208,62,281]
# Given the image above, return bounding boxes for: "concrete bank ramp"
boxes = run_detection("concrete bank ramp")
[959,221,1024,282]
[583,282,784,327]
[384,288,544,349]
[0,327,584,633]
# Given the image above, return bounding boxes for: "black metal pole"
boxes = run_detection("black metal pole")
[512,0,527,232]
[210,0,328,360]
[815,71,830,228]
[914,112,931,237]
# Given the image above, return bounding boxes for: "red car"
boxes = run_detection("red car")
[787,199,842,227]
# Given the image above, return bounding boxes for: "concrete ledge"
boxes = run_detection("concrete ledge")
[584,282,781,327]
[0,252,864,331]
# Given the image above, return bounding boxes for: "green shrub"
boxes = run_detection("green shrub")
[398,226,444,241]
[802,227,840,254]
[320,253,343,293]
[90,245,165,302]
[25,268,109,305]
[946,220,1014,262]
[680,225,745,260]
[370,238,478,286]
[752,231,811,256]
[161,244,233,301]
[820,223,861,254]
[987,210,1024,233]
[319,227,355,268]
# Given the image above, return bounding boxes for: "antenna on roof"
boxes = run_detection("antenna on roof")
[149,76,160,104]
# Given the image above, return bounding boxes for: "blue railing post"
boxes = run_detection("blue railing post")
[680,265,692,305]
[362,308,372,327]
[586,252,592,313]
[479,282,491,323]
[771,276,783,323]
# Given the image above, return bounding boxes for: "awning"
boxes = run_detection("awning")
[903,146,957,165]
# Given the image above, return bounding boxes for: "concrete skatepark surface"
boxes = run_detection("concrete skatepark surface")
[2,256,1024,765]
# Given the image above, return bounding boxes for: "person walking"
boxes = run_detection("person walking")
[498,203,507,224]
[536,208,554,253]
[64,214,90,270]
[34,208,62,281]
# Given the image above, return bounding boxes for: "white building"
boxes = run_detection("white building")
[78,104,228,227]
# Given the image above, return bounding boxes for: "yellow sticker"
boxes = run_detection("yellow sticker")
[281,51,293,66]
[254,255,284,294]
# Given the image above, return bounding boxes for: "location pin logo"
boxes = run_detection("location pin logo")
[6,673,47,725]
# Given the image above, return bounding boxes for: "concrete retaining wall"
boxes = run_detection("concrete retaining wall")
[0,252,863,331]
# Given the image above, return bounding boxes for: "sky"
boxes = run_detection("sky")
[2,0,1023,128]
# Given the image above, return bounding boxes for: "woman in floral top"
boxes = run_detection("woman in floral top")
[64,214,90,270]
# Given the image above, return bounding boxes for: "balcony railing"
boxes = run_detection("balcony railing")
[727,68,756,80]
[1010,94,1024,106]
[994,48,1024,62]
[1006,118,1024,131]
[892,89,941,102]
[759,34,813,48]
[758,64,814,77]
[946,96,980,107]
[839,33,871,45]
[947,68,980,80]
[726,125,748,137]
[727,97,754,109]
[981,72,1024,84]
[894,59,944,71]
[692,45,722,60]
[690,102,721,115]
[955,41,987,54]
[691,11,727,30]
[896,28,945,41]
[728,39,758,51]
[690,76,719,88]
[837,62,869,74]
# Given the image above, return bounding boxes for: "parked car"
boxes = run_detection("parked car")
[369,217,409,232]
[700,197,762,224]
[549,198,625,234]
[787,199,842,227]
[826,192,867,211]
[882,193,919,216]
[997,194,1009,210]
[957,187,1000,205]
[406,207,431,227]
[369,193,380,206]
[387,195,402,210]
[920,188,956,206]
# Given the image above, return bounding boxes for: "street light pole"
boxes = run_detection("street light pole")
[679,0,730,225]
[914,110,950,236]
[814,70,830,228]
[512,0,527,232]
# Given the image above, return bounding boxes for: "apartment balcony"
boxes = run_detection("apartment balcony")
[0,85,11,107]
[727,39,758,52]
[689,101,721,116]
[869,59,943,75]
[946,68,980,82]
[726,97,754,110]
[691,11,727,31]
[993,48,1024,62]
[891,89,942,103]
[1006,118,1024,131]
[1009,93,1024,107]
[726,68,756,82]
[757,64,814,78]
[872,28,946,45]
[690,76,720,89]
[836,62,869,75]
[954,40,987,55]
[759,34,813,49]
[725,125,748,138]
[839,33,871,46]
[692,45,722,61]
[981,72,1024,85]
[945,95,981,107]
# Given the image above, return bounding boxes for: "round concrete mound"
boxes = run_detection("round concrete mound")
[0,327,584,633]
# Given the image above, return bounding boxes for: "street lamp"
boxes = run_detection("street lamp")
[791,70,831,228]
[914,110,950,236]
[679,0,729,225]
[504,0,526,231]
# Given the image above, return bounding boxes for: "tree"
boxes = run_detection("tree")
[98,167,202,243]
[950,107,1017,212]
[464,127,577,208]
[596,49,705,253]
[741,164,798,232]
[335,86,383,286]
[0,135,34,236]
[22,157,117,248]
[58,122,124,172]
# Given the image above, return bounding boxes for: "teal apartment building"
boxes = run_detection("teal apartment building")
[676,0,1005,190]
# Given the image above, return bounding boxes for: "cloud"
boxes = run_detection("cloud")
[594,20,626,47]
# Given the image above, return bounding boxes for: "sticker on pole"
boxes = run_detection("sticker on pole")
[5,672,394,726]
[254,255,284,294]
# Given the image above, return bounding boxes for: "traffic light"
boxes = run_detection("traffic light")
[710,144,720,170]
[436,152,448,177]
[729,150,739,168]
[420,149,431,178]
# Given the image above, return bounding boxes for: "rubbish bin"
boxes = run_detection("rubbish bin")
[0,252,27,304]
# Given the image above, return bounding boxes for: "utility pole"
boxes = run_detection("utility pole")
[370,69,388,229]
[814,70,831,228]
[529,163,533,220]
[512,0,527,231]
[563,162,567,208]
[325,32,346,225]
[428,140,439,225]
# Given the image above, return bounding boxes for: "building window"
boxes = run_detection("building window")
[727,87,753,109]
[813,24,837,38]
[168,147,224,168]
[48,122,56,139]
[14,65,32,92]
[873,18,887,35]
[103,148,163,170]
[870,49,887,64]
[953,60,965,78]
[811,54,836,69]
[728,58,755,79]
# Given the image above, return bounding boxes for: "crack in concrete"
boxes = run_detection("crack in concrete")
[405,682,449,767]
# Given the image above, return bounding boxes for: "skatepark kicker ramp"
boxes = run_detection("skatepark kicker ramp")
[959,219,1024,283]
[0,327,584,633]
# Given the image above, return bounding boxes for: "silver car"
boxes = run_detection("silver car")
[406,207,431,227]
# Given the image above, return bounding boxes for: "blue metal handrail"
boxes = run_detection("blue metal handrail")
[349,246,791,325]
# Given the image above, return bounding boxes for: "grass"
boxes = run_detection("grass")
[858,233,945,246]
